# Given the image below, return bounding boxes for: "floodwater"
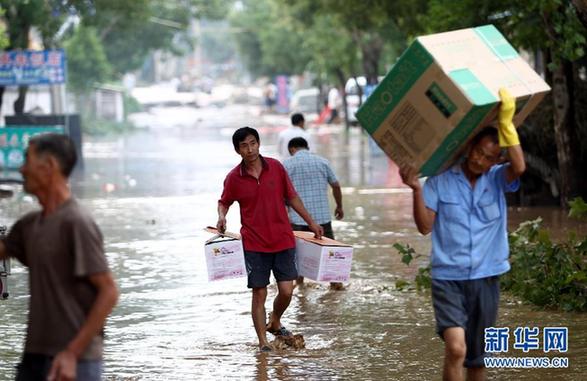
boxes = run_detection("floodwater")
[1,104,586,380]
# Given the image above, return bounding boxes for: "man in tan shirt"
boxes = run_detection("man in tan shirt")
[0,133,118,381]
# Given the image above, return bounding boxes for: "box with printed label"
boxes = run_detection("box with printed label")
[294,231,353,282]
[356,24,550,176]
[204,236,246,282]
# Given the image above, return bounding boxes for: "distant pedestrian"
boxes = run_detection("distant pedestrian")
[284,137,344,289]
[263,83,277,113]
[0,133,119,381]
[400,89,525,381]
[217,127,323,352]
[326,87,340,124]
[277,113,313,161]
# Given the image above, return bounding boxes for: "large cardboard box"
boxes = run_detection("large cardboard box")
[294,231,353,282]
[204,228,246,282]
[356,25,550,176]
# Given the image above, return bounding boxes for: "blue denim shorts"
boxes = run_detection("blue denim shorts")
[244,248,297,288]
[16,352,103,381]
[431,276,500,368]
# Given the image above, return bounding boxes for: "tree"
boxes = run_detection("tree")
[0,7,8,49]
[64,26,112,95]
[229,0,310,77]
[298,14,359,128]
[0,1,75,114]
[0,0,229,113]
[272,0,419,129]
[281,0,426,85]
[424,0,587,206]
[70,0,226,77]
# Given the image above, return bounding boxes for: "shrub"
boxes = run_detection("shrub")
[501,218,587,311]
[393,242,431,291]
[394,197,587,311]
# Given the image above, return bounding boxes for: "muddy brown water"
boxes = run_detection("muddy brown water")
[1,105,585,380]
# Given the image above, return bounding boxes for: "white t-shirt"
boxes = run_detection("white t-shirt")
[328,88,340,109]
[277,126,313,160]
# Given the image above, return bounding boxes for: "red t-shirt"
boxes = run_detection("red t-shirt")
[219,156,298,252]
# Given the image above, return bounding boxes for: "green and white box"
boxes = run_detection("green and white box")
[356,24,550,176]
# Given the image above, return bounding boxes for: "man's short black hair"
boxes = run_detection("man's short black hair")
[288,137,309,150]
[232,126,260,151]
[470,126,499,147]
[29,133,77,177]
[291,113,304,126]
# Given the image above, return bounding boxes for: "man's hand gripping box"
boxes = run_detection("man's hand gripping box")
[204,227,246,282]
[294,231,353,282]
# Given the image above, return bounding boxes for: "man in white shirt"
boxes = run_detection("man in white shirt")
[327,87,340,124]
[277,113,312,161]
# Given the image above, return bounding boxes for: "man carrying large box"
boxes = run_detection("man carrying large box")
[400,89,525,381]
[357,24,549,177]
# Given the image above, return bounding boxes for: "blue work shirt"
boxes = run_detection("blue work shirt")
[283,149,338,225]
[423,163,519,280]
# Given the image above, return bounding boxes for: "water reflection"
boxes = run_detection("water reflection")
[0,105,585,380]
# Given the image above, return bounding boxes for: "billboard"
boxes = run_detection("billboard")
[0,49,67,85]
[0,126,65,169]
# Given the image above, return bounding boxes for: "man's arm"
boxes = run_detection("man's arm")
[217,203,229,234]
[497,88,526,184]
[288,196,323,239]
[330,182,344,220]
[48,271,119,381]
[505,145,525,184]
[399,165,436,235]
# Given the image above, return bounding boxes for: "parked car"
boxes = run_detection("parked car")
[290,87,321,115]
[344,76,383,124]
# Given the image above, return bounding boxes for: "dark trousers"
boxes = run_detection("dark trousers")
[16,353,102,381]
[291,221,334,240]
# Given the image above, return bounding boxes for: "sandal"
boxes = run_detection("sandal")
[267,325,292,337]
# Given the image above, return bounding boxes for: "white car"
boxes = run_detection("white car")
[290,87,321,115]
[344,76,383,124]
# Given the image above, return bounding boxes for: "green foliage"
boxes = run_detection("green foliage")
[123,93,142,117]
[568,197,587,219]
[395,218,587,312]
[501,218,587,311]
[229,0,310,77]
[423,0,587,63]
[394,242,416,266]
[0,7,8,49]
[1,0,228,81]
[297,13,359,84]
[279,0,424,82]
[230,0,425,81]
[82,115,136,136]
[415,266,432,290]
[0,0,51,48]
[394,279,410,291]
[64,26,112,94]
[393,242,431,291]
[82,0,230,75]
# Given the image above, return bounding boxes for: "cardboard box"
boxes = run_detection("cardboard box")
[294,231,353,282]
[356,24,551,176]
[204,228,246,282]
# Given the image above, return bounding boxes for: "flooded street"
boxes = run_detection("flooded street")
[1,104,586,380]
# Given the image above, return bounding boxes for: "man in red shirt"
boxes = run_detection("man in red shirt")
[217,127,322,351]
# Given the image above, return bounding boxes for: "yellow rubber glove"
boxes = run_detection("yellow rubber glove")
[497,87,520,147]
